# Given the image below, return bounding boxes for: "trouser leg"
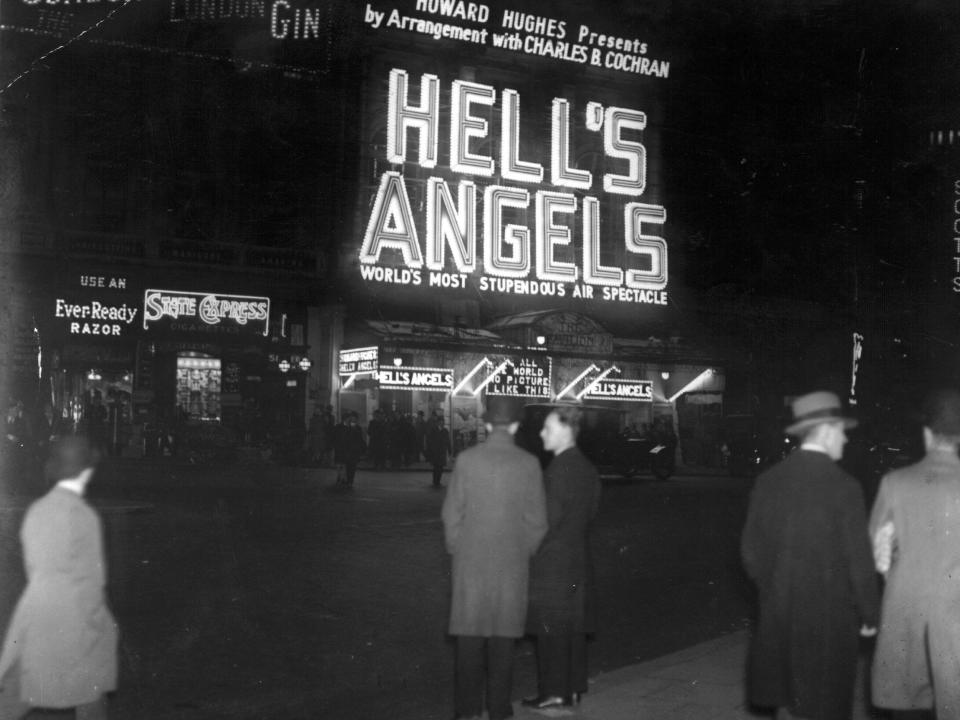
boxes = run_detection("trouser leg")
[345,461,358,484]
[571,632,588,695]
[537,633,572,698]
[0,669,31,720]
[432,465,444,486]
[75,695,108,720]
[486,636,515,720]
[455,636,484,719]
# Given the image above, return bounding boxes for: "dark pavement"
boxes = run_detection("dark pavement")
[0,456,757,719]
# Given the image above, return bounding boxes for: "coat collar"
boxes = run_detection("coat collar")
[924,446,960,467]
[485,428,516,445]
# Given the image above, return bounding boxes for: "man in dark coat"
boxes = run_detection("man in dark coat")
[441,397,547,720]
[424,414,451,488]
[523,405,601,710]
[741,391,879,720]
[334,413,366,487]
[414,411,427,462]
[367,409,386,470]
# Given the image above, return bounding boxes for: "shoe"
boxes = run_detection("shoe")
[520,695,571,709]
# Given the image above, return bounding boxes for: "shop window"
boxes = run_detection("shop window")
[176,354,222,422]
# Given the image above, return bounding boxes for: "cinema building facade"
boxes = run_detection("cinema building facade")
[337,310,723,464]
[332,9,725,465]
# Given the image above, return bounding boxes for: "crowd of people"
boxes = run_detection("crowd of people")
[306,405,450,470]
[305,405,452,485]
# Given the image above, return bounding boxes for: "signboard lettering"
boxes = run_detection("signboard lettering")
[582,379,653,402]
[377,366,454,390]
[80,275,127,289]
[364,4,670,78]
[487,356,551,397]
[339,346,380,375]
[357,68,668,306]
[142,289,270,335]
[54,298,139,337]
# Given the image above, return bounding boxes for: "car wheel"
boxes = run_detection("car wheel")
[652,462,673,480]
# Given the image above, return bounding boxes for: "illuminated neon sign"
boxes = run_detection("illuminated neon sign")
[339,346,379,375]
[358,68,668,306]
[487,356,552,397]
[850,332,863,406]
[142,289,270,335]
[54,298,139,337]
[377,366,454,390]
[582,379,653,402]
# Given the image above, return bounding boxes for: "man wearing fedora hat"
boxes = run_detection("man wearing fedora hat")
[0,434,118,719]
[441,396,547,720]
[741,391,879,720]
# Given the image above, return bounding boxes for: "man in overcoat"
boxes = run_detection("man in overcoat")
[741,391,878,720]
[334,412,366,487]
[425,414,452,488]
[524,405,601,710]
[0,434,118,720]
[441,397,547,720]
[869,388,960,719]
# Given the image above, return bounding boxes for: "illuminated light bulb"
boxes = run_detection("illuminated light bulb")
[425,177,477,273]
[450,79,496,177]
[483,186,530,277]
[603,107,647,196]
[501,89,544,184]
[387,69,439,168]
[535,191,579,283]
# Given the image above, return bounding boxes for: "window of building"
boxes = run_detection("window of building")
[176,354,222,422]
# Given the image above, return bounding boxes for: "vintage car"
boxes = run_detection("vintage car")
[517,403,677,480]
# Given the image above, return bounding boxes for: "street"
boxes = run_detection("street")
[0,459,755,719]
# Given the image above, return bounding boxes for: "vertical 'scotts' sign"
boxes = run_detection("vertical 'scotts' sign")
[359,68,668,306]
[953,179,960,293]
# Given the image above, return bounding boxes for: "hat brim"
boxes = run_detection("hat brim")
[785,416,858,436]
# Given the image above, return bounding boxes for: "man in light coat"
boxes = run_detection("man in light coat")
[741,391,878,720]
[870,388,960,719]
[441,397,547,720]
[0,434,119,719]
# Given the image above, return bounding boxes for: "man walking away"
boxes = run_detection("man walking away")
[441,397,547,720]
[0,434,119,720]
[741,390,878,720]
